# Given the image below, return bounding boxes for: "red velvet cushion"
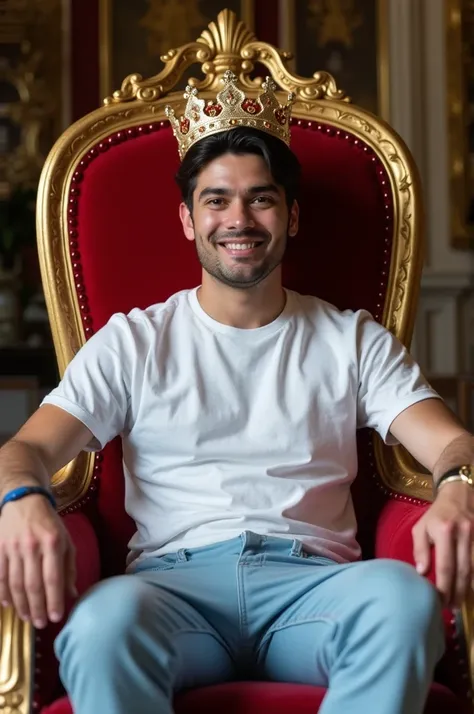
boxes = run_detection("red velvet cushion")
[74,121,391,333]
[40,681,469,714]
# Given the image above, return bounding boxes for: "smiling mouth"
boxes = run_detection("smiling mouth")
[218,241,264,251]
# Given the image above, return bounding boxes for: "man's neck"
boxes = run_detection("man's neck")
[197,273,286,329]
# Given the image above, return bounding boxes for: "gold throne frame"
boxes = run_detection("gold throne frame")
[0,10,471,713]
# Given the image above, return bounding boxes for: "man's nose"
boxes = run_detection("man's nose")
[224,200,256,231]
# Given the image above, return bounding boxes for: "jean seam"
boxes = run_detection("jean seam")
[146,566,175,572]
[236,557,248,643]
[241,554,266,567]
[173,629,235,660]
[258,615,337,654]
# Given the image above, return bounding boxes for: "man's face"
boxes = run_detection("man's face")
[179,152,299,289]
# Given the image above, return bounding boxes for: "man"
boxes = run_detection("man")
[0,72,472,714]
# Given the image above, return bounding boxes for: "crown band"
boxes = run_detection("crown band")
[165,70,294,160]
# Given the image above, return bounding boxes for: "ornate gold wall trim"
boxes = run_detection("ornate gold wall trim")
[446,0,474,250]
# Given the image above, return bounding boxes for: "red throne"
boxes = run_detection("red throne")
[15,9,470,714]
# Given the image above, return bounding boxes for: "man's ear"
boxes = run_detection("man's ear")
[179,202,195,242]
[288,200,299,237]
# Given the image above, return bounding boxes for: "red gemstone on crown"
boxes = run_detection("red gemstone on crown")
[274,109,287,125]
[180,117,190,134]
[223,90,238,106]
[204,102,223,118]
[242,99,261,115]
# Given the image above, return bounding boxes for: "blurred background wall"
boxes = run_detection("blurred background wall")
[0,0,472,436]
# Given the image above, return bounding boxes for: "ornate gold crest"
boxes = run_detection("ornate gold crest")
[165,70,294,160]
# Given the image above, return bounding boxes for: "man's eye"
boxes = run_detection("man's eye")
[253,196,273,205]
[206,198,225,206]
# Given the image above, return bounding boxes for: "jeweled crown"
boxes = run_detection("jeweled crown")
[165,70,294,160]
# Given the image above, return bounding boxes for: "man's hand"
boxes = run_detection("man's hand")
[412,481,474,608]
[0,495,77,628]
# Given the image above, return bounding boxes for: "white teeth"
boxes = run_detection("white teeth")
[223,242,258,250]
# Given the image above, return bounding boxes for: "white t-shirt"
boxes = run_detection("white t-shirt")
[42,288,438,566]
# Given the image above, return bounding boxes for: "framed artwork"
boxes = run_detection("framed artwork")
[280,0,389,119]
[99,0,254,100]
[446,0,474,250]
[0,0,64,197]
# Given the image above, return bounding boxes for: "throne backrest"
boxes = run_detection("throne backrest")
[37,10,430,574]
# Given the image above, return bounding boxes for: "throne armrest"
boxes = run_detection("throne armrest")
[375,497,430,570]
[62,512,101,595]
[375,497,473,700]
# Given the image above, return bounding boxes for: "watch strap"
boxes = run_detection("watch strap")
[436,465,474,493]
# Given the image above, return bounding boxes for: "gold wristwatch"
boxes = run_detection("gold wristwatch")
[436,465,474,493]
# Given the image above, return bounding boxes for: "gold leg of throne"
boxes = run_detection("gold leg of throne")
[0,608,31,714]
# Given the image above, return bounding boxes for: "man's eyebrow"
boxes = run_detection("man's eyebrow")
[246,184,279,195]
[198,184,280,201]
[198,187,231,201]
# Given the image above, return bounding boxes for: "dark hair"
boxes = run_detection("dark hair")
[175,127,301,212]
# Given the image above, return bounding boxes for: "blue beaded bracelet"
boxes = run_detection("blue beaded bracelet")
[0,486,56,513]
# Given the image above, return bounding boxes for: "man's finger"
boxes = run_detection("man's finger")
[8,552,28,621]
[42,537,65,623]
[434,521,456,606]
[23,545,47,629]
[455,520,472,607]
[413,524,431,575]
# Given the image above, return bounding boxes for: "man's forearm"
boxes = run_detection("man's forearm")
[0,438,50,500]
[432,432,474,486]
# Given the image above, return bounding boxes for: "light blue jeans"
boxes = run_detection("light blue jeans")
[55,531,445,714]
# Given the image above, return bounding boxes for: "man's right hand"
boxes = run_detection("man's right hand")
[0,495,76,628]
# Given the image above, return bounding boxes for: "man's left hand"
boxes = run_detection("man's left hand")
[412,481,474,608]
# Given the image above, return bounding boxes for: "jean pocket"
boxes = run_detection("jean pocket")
[303,554,336,566]
[132,554,178,574]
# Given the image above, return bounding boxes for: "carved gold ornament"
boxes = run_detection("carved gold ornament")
[103,8,348,105]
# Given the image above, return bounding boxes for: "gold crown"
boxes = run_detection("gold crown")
[165,70,294,160]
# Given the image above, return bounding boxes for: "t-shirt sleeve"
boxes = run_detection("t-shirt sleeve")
[356,311,440,445]
[41,313,133,452]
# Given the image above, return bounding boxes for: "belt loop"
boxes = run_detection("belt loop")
[176,548,189,562]
[290,539,303,557]
[241,531,261,551]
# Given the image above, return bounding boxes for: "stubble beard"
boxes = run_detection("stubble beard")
[193,229,288,290]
